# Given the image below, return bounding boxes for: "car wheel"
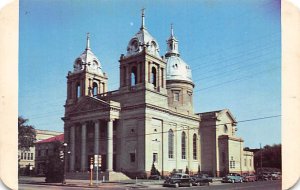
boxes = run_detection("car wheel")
[174,183,179,188]
[231,179,235,183]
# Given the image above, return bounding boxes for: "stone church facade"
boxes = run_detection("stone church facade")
[63,11,254,178]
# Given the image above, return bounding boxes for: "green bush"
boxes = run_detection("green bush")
[45,141,64,183]
[150,162,160,176]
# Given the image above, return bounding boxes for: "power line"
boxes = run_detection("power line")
[24,59,280,121]
[60,114,281,142]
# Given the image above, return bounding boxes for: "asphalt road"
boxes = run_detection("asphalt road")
[19,180,281,190]
[154,180,282,190]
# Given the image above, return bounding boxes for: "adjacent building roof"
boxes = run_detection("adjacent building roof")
[197,109,237,123]
[35,134,64,144]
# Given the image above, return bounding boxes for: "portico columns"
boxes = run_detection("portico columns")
[94,120,100,155]
[81,122,87,172]
[70,126,75,171]
[107,119,113,171]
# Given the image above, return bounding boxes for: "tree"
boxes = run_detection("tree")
[150,162,160,176]
[18,116,36,151]
[254,144,281,172]
[45,141,64,183]
[197,164,201,175]
[185,166,189,174]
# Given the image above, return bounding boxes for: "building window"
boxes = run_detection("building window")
[230,156,235,169]
[21,153,23,159]
[92,82,98,96]
[131,66,137,86]
[161,68,164,87]
[181,132,186,159]
[244,159,247,166]
[76,83,81,98]
[31,153,34,160]
[38,150,41,156]
[24,153,27,160]
[153,153,158,163]
[193,134,197,160]
[130,153,135,162]
[123,66,126,86]
[250,159,252,167]
[174,92,179,101]
[168,129,174,159]
[151,67,157,87]
[224,125,228,133]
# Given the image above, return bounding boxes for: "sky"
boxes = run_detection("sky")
[19,0,281,149]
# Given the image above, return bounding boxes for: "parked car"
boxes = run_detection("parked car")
[242,174,257,182]
[163,173,192,187]
[221,173,243,183]
[257,172,272,181]
[148,175,161,180]
[191,174,212,186]
[271,172,281,180]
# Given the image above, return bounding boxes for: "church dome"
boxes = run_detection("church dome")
[166,56,192,82]
[126,10,160,57]
[73,34,104,75]
[165,25,192,83]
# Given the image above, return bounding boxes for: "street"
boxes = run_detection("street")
[19,180,281,190]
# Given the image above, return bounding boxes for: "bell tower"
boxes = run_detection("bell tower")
[119,9,167,99]
[65,33,108,106]
[165,25,195,115]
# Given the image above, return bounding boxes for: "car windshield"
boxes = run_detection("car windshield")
[171,174,182,178]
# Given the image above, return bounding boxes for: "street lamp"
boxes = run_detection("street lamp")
[62,142,68,184]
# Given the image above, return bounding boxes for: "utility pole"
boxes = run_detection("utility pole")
[260,143,262,174]
[62,142,68,184]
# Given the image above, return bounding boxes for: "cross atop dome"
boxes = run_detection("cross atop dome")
[86,32,90,50]
[126,9,160,58]
[166,24,179,57]
[140,8,146,30]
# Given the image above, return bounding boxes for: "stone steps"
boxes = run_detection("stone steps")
[66,171,131,181]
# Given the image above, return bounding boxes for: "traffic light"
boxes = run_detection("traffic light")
[90,157,94,165]
[59,150,64,160]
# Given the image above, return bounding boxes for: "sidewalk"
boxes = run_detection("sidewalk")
[18,176,161,189]
[19,176,222,189]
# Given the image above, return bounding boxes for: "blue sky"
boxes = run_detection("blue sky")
[19,0,281,148]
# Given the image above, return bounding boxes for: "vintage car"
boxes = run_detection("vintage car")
[190,174,212,186]
[163,173,192,187]
[242,174,257,182]
[271,172,281,180]
[221,173,243,183]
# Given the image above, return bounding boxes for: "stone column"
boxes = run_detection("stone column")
[81,122,87,172]
[70,126,75,172]
[94,120,100,155]
[106,120,113,171]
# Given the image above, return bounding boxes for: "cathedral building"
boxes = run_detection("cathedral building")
[62,11,254,179]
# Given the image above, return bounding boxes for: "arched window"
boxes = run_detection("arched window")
[224,125,228,133]
[181,131,186,159]
[92,82,98,96]
[131,66,137,86]
[168,129,174,159]
[193,134,197,160]
[76,83,81,98]
[151,67,157,87]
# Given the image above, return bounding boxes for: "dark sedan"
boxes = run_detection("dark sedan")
[163,173,192,188]
[191,174,212,186]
